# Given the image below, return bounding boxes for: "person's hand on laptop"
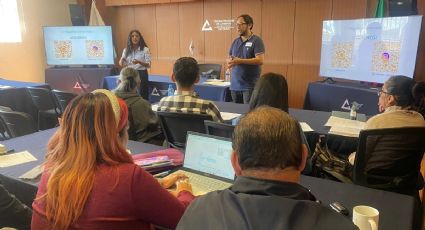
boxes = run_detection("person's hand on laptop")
[160,172,188,189]
[172,178,193,196]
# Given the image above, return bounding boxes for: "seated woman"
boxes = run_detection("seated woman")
[349,75,425,164]
[235,72,312,174]
[114,67,163,144]
[32,89,194,229]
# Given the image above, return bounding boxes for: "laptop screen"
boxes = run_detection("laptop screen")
[184,133,234,180]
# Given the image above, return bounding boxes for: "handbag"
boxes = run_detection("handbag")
[311,135,353,183]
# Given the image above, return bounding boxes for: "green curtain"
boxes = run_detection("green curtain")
[375,0,385,18]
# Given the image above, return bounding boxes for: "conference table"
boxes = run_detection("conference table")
[303,81,380,116]
[0,79,50,126]
[0,126,415,229]
[103,75,231,103]
[215,101,358,155]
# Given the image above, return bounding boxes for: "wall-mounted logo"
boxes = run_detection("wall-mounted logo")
[201,19,234,31]
[202,20,213,31]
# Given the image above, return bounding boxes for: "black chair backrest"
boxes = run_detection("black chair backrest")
[353,127,425,196]
[26,87,58,112]
[198,64,222,79]
[204,120,235,138]
[51,89,77,114]
[0,110,36,138]
[157,111,212,149]
[0,106,12,139]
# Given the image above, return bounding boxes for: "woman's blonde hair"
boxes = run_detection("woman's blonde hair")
[115,67,140,92]
[41,93,133,229]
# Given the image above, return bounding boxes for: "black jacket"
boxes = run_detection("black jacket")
[0,181,32,229]
[177,176,358,230]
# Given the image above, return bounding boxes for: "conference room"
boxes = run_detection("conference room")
[1,0,425,229]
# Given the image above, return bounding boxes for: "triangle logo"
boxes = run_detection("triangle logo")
[201,20,213,31]
[151,87,160,96]
[341,99,351,110]
[73,81,82,89]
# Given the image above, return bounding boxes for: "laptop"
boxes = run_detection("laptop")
[174,131,235,196]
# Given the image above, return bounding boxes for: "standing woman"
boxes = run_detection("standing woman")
[119,30,151,100]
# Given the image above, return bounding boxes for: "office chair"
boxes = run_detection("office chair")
[198,64,222,80]
[26,87,60,130]
[0,106,12,140]
[0,110,36,139]
[51,89,77,114]
[157,111,212,150]
[204,120,235,138]
[353,127,425,197]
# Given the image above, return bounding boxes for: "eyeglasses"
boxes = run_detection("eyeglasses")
[377,89,391,97]
[236,22,247,27]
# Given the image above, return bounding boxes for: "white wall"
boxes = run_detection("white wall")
[0,0,76,83]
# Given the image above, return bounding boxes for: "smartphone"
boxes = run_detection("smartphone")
[330,202,349,216]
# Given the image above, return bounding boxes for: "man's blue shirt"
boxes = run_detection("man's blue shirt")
[229,34,265,91]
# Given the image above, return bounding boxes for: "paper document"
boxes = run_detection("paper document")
[0,151,37,167]
[324,116,365,130]
[151,104,158,111]
[203,81,231,86]
[19,164,43,180]
[299,122,314,132]
[220,112,241,121]
[329,126,361,137]
[0,85,13,89]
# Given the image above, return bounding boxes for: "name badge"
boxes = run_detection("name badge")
[245,42,253,47]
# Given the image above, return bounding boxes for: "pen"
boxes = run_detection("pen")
[0,149,15,155]
[6,149,15,154]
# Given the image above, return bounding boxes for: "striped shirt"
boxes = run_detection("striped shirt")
[157,91,223,122]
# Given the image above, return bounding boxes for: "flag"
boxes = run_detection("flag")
[189,39,194,56]
[89,0,105,26]
[374,0,384,18]
[89,0,117,59]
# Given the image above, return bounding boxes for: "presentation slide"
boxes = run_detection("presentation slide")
[43,26,114,66]
[320,16,422,83]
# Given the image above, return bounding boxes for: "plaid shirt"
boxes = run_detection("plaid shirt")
[157,91,223,122]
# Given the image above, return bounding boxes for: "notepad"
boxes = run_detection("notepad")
[324,116,365,130]
[329,126,361,137]
[0,151,37,167]
[325,116,365,137]
[19,164,43,180]
[299,122,314,132]
[220,112,241,121]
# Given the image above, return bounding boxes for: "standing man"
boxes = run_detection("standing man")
[227,14,265,104]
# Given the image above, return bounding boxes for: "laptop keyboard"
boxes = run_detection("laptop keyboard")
[176,170,232,196]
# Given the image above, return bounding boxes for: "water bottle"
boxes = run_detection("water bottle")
[225,68,231,82]
[167,84,175,96]
[350,105,357,120]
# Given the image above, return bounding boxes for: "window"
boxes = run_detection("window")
[0,0,22,42]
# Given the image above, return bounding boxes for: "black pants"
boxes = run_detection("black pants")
[230,89,253,104]
[138,69,149,100]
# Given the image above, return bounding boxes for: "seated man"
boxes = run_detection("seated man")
[157,57,223,122]
[177,106,357,230]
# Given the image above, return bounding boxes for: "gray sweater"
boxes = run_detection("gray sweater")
[115,91,161,142]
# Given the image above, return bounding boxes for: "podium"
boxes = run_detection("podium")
[45,67,117,94]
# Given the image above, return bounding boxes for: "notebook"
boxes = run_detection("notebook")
[175,132,234,196]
